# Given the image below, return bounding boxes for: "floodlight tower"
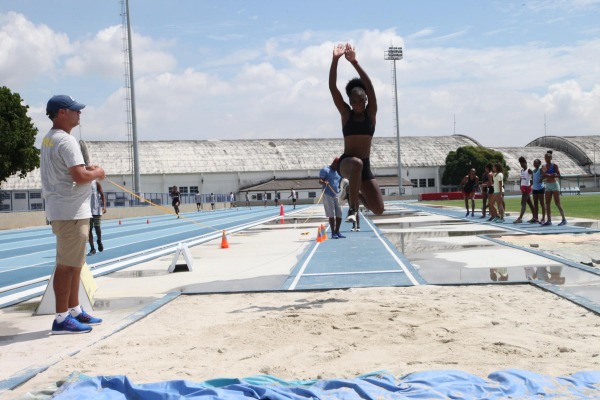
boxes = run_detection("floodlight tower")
[384,46,403,195]
[120,0,141,195]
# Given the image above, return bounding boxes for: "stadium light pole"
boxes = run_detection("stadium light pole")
[384,46,403,195]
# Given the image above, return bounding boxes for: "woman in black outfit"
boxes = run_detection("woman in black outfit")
[329,43,384,225]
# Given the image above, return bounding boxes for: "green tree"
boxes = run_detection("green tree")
[442,146,510,186]
[0,86,40,187]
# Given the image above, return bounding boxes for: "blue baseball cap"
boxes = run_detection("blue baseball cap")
[46,95,86,113]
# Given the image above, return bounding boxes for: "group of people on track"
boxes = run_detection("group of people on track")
[461,151,567,226]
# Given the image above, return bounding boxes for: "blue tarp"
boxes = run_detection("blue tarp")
[52,370,600,399]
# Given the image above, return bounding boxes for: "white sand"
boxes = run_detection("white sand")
[8,284,600,397]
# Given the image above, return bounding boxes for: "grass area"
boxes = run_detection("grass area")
[422,194,600,220]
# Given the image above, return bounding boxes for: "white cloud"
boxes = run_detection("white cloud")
[65,26,177,77]
[0,12,71,87]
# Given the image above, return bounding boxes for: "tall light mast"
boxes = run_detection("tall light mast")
[384,46,404,195]
[120,0,141,194]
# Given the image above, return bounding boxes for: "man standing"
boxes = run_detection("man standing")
[319,157,345,239]
[87,180,106,255]
[288,188,297,209]
[229,191,235,208]
[195,192,202,212]
[41,95,105,334]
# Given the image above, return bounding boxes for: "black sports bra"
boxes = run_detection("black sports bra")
[343,110,375,137]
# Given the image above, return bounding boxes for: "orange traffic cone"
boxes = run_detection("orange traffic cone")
[280,205,285,216]
[280,217,285,224]
[221,230,229,249]
[316,228,323,243]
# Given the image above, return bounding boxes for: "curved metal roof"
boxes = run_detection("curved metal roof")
[3,134,594,190]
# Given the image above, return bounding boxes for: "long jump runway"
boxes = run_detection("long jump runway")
[282,213,426,290]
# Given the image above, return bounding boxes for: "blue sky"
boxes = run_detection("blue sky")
[1,0,599,148]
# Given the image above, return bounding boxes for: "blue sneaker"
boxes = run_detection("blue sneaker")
[558,219,567,226]
[336,233,346,239]
[74,308,103,326]
[51,315,92,335]
[331,233,339,239]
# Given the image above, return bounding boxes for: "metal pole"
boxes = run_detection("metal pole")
[392,60,402,195]
[125,0,141,195]
[594,143,597,188]
[384,46,403,195]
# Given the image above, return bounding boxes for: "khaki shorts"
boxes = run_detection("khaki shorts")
[323,194,342,218]
[51,219,89,267]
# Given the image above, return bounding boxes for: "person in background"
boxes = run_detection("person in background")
[541,150,567,226]
[195,192,202,212]
[513,156,535,224]
[479,164,491,219]
[171,185,180,218]
[319,157,346,239]
[288,188,298,209]
[210,193,216,211]
[460,168,479,217]
[263,191,268,207]
[87,180,106,255]
[329,43,384,225]
[489,163,505,223]
[531,159,546,224]
[41,94,105,334]
[229,192,235,208]
[245,192,251,208]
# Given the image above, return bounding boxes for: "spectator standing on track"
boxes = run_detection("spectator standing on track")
[514,156,535,224]
[531,159,546,224]
[195,192,202,212]
[41,94,105,334]
[319,157,346,239]
[87,180,106,255]
[288,188,298,209]
[263,191,268,207]
[245,192,251,208]
[460,168,479,217]
[171,185,180,218]
[489,163,505,223]
[541,151,567,226]
[479,164,491,219]
[210,193,216,211]
[229,192,235,208]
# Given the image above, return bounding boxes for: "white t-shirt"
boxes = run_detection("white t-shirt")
[520,168,532,187]
[41,129,92,221]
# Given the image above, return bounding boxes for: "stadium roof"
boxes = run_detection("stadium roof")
[2,135,596,190]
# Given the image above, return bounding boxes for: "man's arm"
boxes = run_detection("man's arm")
[69,164,105,185]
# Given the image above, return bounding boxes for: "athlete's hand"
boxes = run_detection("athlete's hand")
[344,44,356,63]
[333,43,345,59]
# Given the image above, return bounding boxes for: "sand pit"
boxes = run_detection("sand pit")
[9,284,600,397]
